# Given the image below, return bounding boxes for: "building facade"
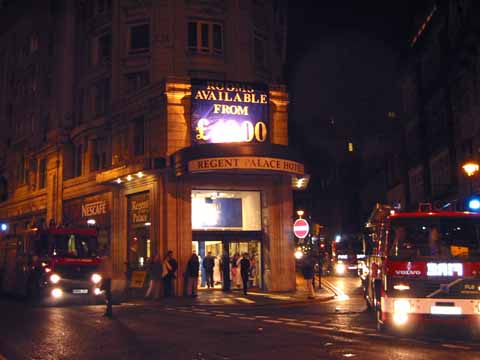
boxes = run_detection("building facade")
[366,1,480,213]
[0,0,305,295]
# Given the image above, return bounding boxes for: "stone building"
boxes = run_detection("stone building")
[383,0,480,211]
[0,0,306,295]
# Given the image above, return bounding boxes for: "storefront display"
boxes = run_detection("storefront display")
[127,192,151,270]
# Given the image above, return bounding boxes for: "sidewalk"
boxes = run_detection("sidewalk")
[126,274,335,308]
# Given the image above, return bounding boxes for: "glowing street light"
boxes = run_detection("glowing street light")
[296,209,304,218]
[462,161,479,177]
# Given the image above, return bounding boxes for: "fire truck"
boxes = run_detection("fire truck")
[363,203,480,333]
[0,226,104,304]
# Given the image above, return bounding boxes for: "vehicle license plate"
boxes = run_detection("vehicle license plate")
[430,306,461,315]
[72,289,88,294]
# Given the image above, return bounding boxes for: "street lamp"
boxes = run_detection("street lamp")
[296,209,304,218]
[462,160,479,195]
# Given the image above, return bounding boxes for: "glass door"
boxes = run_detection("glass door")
[229,240,261,289]
[192,240,224,289]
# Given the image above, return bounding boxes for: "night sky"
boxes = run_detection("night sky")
[286,0,423,231]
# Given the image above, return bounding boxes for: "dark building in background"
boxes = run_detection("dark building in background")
[383,0,480,211]
[0,0,307,294]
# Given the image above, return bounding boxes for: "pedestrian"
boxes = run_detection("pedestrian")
[162,250,177,297]
[231,253,240,288]
[99,251,114,317]
[221,251,231,292]
[145,254,163,300]
[302,255,315,299]
[186,253,200,297]
[240,253,250,295]
[203,251,215,288]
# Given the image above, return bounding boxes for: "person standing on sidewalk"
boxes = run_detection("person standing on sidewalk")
[145,254,163,300]
[163,250,177,297]
[186,253,200,297]
[302,255,315,299]
[240,253,250,295]
[203,251,215,289]
[99,251,114,317]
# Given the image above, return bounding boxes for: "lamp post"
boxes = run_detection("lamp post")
[462,160,479,195]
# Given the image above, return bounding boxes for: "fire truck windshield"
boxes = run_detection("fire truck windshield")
[389,217,480,260]
[50,234,99,258]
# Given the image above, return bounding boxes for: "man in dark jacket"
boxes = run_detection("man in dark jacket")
[186,253,200,297]
[302,255,315,299]
[240,253,250,295]
[163,250,177,297]
[203,251,215,288]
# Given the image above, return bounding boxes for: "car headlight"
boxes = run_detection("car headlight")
[91,273,102,284]
[335,262,346,275]
[49,273,61,284]
[51,288,63,299]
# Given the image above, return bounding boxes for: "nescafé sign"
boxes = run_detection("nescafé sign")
[191,79,269,145]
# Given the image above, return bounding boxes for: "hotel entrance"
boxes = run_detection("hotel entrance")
[192,236,262,290]
[191,188,263,291]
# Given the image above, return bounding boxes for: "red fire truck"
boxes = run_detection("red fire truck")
[0,226,104,304]
[363,203,480,333]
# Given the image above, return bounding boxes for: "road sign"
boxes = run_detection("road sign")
[293,218,309,239]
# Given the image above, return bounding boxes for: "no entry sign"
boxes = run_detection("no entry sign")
[293,219,309,239]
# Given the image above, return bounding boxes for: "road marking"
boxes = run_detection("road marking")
[235,297,256,304]
[310,325,332,331]
[215,314,231,318]
[212,310,225,314]
[322,279,350,300]
[254,315,270,319]
[301,320,322,325]
[230,312,245,316]
[277,317,296,321]
[262,319,284,324]
[441,344,471,350]
[337,328,364,335]
[239,316,255,320]
[285,322,308,327]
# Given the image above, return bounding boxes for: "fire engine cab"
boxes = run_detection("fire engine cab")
[363,203,480,333]
[0,226,104,305]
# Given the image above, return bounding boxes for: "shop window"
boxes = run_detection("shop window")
[129,23,150,54]
[191,190,261,231]
[38,158,47,189]
[133,116,145,156]
[127,192,151,269]
[126,71,149,94]
[188,21,223,55]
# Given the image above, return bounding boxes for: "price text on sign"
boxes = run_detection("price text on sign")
[293,219,309,239]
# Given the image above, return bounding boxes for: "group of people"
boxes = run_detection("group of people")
[144,250,178,300]
[186,251,254,296]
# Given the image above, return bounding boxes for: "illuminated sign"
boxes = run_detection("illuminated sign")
[188,156,304,176]
[191,79,269,144]
[81,200,107,217]
[427,263,463,277]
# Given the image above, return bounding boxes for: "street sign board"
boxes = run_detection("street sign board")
[293,219,309,239]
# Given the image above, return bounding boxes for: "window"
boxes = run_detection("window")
[430,151,451,196]
[347,142,354,152]
[29,34,39,54]
[129,24,150,54]
[126,71,149,94]
[96,0,111,14]
[409,166,424,205]
[187,21,223,55]
[16,154,25,185]
[254,32,267,68]
[98,33,111,64]
[91,138,109,171]
[94,78,110,116]
[133,117,145,156]
[38,158,47,189]
[74,144,83,177]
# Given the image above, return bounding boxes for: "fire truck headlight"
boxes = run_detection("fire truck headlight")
[393,284,410,291]
[335,262,346,275]
[49,274,61,284]
[91,273,102,284]
[51,288,63,299]
[393,299,411,325]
